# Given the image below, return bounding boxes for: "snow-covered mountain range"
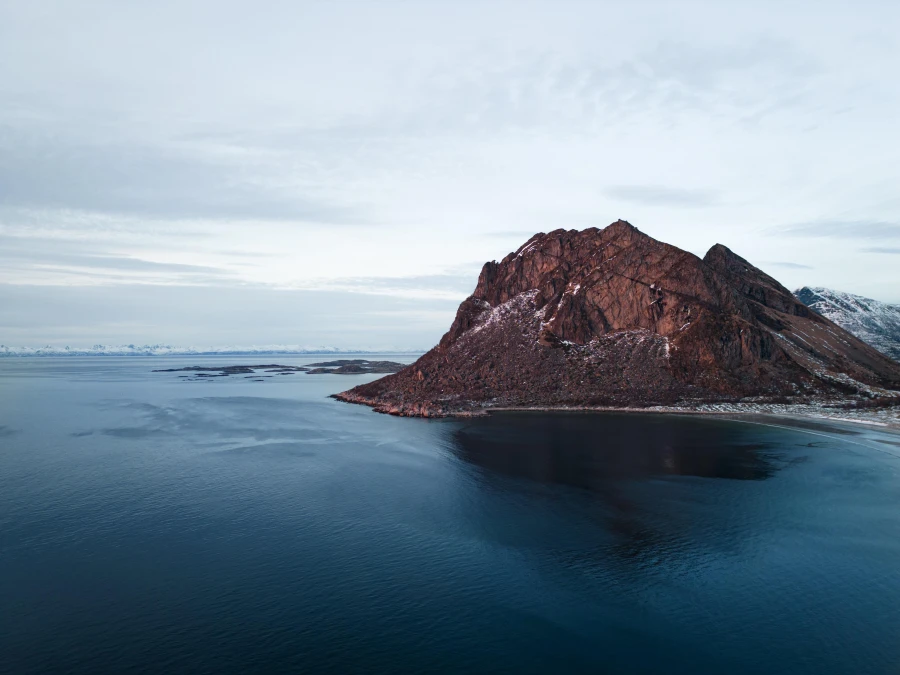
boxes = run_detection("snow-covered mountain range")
[794,287,900,362]
[0,344,424,357]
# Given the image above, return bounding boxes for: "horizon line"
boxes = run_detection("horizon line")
[0,344,427,357]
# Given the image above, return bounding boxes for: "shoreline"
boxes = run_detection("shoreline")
[334,393,900,434]
[479,405,900,435]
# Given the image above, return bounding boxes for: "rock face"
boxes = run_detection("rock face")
[337,221,900,416]
[795,287,900,361]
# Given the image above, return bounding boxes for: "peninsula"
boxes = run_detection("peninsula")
[335,221,900,418]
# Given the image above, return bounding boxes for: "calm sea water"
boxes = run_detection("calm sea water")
[2,356,900,674]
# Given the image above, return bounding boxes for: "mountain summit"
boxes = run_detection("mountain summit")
[338,221,900,416]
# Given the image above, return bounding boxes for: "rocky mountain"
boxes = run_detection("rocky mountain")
[337,221,900,416]
[794,287,900,362]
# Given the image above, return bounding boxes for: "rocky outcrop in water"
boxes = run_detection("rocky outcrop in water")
[336,221,900,416]
[154,360,405,381]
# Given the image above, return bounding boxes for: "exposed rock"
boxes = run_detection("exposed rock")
[154,360,406,381]
[336,221,900,416]
[153,364,309,375]
[305,360,406,374]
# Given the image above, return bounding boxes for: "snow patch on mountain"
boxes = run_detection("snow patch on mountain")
[794,287,900,361]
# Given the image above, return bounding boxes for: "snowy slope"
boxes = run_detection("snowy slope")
[795,287,900,361]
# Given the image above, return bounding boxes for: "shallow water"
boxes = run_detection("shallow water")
[1,356,899,674]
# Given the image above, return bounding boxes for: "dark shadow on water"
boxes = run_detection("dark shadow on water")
[450,412,783,489]
[446,413,794,565]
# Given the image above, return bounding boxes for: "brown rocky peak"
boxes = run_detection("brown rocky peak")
[602,218,641,238]
[473,221,661,302]
[338,221,900,417]
[704,243,811,318]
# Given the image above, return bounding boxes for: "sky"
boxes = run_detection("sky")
[2,0,899,349]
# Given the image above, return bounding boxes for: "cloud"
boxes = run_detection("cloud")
[0,207,216,242]
[771,220,900,239]
[214,250,276,259]
[860,246,900,254]
[765,261,813,270]
[0,129,367,223]
[0,233,237,285]
[294,270,479,300]
[0,283,458,348]
[6,251,232,276]
[483,231,545,240]
[0,23,828,232]
[603,185,720,208]
[406,35,824,137]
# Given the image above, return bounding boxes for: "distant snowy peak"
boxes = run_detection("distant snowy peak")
[0,344,424,357]
[795,287,900,361]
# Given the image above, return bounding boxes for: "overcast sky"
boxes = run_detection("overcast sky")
[2,0,899,348]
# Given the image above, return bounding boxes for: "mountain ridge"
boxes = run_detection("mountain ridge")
[794,287,900,361]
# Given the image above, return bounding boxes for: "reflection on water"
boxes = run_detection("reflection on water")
[448,412,795,568]
[452,412,784,486]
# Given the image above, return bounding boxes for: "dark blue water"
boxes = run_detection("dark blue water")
[2,357,900,674]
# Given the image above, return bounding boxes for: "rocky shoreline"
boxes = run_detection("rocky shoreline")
[333,391,900,431]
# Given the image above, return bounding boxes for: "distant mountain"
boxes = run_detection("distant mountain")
[0,344,424,357]
[794,287,900,361]
[337,220,900,417]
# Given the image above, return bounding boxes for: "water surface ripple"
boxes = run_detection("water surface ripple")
[1,356,899,674]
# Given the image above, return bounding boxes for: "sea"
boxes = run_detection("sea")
[2,355,899,674]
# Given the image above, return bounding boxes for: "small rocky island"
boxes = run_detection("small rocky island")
[154,360,405,381]
[335,220,900,419]
[304,360,407,374]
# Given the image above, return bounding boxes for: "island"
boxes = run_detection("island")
[153,360,406,381]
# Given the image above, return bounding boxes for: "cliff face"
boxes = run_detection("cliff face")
[337,221,900,416]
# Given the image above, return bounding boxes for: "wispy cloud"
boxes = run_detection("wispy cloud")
[8,252,232,276]
[410,36,824,136]
[765,261,813,269]
[860,246,900,254]
[293,268,481,300]
[483,230,544,240]
[0,26,827,232]
[0,282,459,348]
[771,220,900,239]
[0,132,367,224]
[0,233,237,286]
[603,185,720,208]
